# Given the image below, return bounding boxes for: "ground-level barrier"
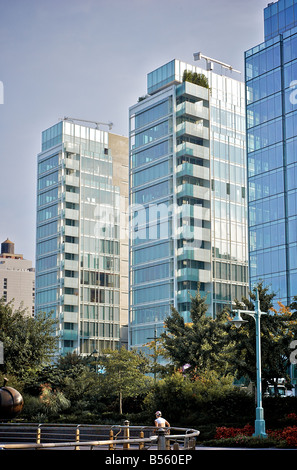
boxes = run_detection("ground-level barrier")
[0,421,200,450]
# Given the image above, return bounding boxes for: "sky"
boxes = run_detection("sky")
[0,0,269,264]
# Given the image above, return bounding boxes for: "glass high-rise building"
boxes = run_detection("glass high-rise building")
[246,0,297,306]
[129,59,248,350]
[35,119,129,356]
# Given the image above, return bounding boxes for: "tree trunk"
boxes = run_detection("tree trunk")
[119,390,122,415]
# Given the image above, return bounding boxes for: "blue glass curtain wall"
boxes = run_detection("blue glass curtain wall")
[246,3,297,305]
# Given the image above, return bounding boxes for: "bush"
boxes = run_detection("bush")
[214,424,254,439]
[143,371,254,429]
[182,70,209,88]
[263,396,297,428]
[269,426,297,448]
[209,423,297,448]
[206,436,279,448]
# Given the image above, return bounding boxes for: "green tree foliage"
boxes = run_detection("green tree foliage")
[182,70,209,88]
[230,282,297,394]
[161,290,234,377]
[98,347,152,415]
[22,352,104,422]
[233,281,275,312]
[0,299,58,381]
[144,370,239,427]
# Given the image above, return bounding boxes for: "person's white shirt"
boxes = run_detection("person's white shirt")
[155,417,166,427]
[155,416,170,427]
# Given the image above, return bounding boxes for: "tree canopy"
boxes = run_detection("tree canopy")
[161,290,234,378]
[0,299,58,381]
[230,283,297,393]
[98,347,152,414]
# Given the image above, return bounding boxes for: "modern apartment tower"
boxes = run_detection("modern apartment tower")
[246,0,297,306]
[35,119,129,356]
[129,58,248,350]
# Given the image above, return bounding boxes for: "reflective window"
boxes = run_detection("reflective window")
[247,118,283,152]
[245,44,281,80]
[247,93,282,128]
[132,282,172,303]
[133,180,169,204]
[248,143,283,176]
[37,187,59,206]
[249,168,284,201]
[246,68,281,104]
[134,120,170,149]
[287,137,297,164]
[37,204,58,222]
[38,153,59,174]
[135,100,169,129]
[38,171,59,190]
[249,194,285,226]
[147,60,175,94]
[133,262,170,284]
[132,241,171,265]
[132,160,170,187]
[131,140,169,168]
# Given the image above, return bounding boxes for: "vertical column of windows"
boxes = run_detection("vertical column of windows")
[79,146,121,355]
[246,39,289,304]
[36,152,61,316]
[130,95,174,346]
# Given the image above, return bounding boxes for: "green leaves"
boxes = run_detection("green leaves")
[161,291,234,377]
[98,347,152,414]
[230,282,297,392]
[182,70,209,88]
[0,299,58,380]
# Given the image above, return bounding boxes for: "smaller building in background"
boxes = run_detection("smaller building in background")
[0,239,35,316]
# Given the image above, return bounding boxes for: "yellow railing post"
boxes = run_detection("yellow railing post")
[139,430,144,450]
[36,425,41,444]
[109,428,114,450]
[75,425,80,450]
[123,420,130,449]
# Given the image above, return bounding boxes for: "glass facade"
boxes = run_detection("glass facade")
[36,121,128,356]
[246,0,297,306]
[129,59,248,350]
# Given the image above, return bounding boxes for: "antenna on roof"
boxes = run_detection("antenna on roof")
[60,117,113,130]
[193,52,241,74]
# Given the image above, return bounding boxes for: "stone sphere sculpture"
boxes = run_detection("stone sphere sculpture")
[0,378,24,420]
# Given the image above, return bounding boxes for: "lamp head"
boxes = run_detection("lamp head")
[230,311,248,328]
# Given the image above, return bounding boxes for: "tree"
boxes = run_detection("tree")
[144,336,171,380]
[233,281,275,312]
[0,299,58,381]
[230,283,297,394]
[161,290,234,377]
[98,347,152,415]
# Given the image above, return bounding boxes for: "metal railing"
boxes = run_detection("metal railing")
[0,421,200,450]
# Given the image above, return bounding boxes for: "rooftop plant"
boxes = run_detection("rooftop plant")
[182,70,209,89]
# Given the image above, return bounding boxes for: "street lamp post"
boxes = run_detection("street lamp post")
[230,289,267,438]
